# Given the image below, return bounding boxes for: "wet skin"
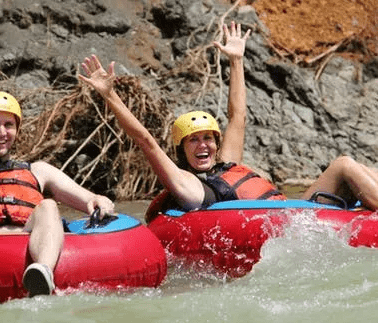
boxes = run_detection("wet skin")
[183,130,217,172]
[0,111,17,161]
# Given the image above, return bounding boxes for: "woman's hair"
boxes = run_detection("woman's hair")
[175,144,189,170]
[175,132,221,171]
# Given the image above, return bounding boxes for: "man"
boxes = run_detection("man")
[0,92,114,297]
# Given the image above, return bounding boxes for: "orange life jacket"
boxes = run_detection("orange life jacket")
[145,163,286,223]
[0,160,43,226]
[199,163,287,201]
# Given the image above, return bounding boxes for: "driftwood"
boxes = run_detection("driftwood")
[13,76,175,200]
[8,1,373,200]
[0,3,249,201]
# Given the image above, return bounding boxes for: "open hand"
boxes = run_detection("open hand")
[213,21,251,59]
[78,54,116,98]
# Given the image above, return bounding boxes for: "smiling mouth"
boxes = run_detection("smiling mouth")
[196,152,209,159]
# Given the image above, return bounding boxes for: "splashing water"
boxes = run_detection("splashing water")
[3,209,378,322]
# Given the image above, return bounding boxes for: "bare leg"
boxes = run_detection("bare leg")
[301,156,378,210]
[24,199,64,270]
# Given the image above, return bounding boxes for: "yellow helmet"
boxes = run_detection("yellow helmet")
[172,111,220,146]
[0,92,21,128]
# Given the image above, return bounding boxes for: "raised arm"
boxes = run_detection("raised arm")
[214,22,250,164]
[78,56,206,210]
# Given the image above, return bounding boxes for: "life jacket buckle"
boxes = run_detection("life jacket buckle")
[2,196,15,204]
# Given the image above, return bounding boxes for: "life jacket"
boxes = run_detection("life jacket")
[197,163,287,202]
[0,160,43,226]
[145,163,286,223]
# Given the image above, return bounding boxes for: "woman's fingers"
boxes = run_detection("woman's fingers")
[229,21,235,36]
[243,28,251,40]
[81,62,91,76]
[236,23,241,38]
[107,61,115,76]
[93,55,101,69]
[223,23,230,41]
[81,55,103,75]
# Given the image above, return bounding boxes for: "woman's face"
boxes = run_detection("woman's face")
[0,111,17,160]
[183,130,217,172]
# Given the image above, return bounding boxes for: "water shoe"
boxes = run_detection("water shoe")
[22,263,55,297]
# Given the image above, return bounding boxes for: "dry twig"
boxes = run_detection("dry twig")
[13,76,174,200]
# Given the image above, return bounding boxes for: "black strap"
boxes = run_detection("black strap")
[62,218,71,232]
[0,160,30,172]
[0,178,40,191]
[308,191,348,209]
[1,208,13,225]
[0,196,36,226]
[231,171,260,190]
[0,196,36,209]
[257,189,283,200]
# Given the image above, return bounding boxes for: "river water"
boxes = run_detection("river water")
[2,200,378,322]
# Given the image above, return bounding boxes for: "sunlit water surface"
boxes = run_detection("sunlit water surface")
[2,201,378,322]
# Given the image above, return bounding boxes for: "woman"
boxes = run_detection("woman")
[80,21,378,218]
[79,22,285,219]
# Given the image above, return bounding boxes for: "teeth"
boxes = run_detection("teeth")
[196,153,209,159]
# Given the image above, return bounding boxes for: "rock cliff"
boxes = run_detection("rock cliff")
[0,0,377,198]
